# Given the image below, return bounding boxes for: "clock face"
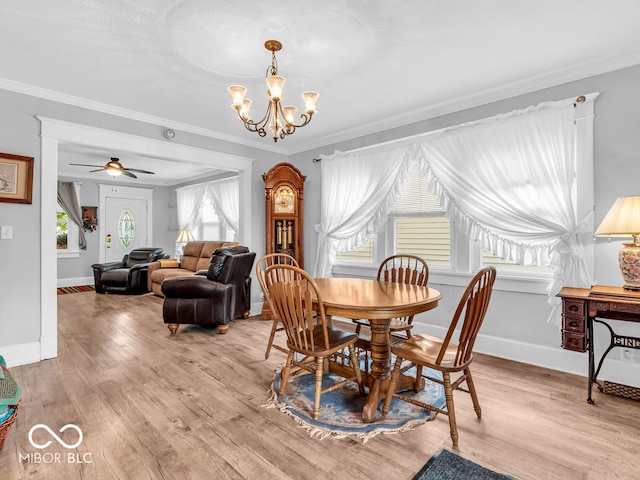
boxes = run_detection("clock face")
[274,185,295,213]
[163,129,175,140]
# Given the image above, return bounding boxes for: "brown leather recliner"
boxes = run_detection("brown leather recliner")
[161,246,256,334]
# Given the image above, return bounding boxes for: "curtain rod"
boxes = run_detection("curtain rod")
[311,94,594,162]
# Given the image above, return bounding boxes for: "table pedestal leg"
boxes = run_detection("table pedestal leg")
[362,318,391,423]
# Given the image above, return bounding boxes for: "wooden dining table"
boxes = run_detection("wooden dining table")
[312,277,442,423]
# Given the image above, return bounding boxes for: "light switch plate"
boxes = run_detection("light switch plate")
[1,225,13,239]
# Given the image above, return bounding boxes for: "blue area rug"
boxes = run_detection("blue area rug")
[413,449,515,480]
[265,366,446,443]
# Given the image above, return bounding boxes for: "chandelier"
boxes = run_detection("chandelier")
[228,40,319,142]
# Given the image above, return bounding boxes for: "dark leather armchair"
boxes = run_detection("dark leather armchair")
[161,245,256,334]
[92,247,166,294]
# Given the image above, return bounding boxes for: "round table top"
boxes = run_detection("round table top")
[312,277,441,320]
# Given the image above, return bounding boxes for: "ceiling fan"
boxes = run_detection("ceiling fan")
[70,157,155,178]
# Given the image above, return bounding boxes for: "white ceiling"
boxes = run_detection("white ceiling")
[2,0,640,185]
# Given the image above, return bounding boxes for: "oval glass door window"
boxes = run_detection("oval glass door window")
[118,208,135,249]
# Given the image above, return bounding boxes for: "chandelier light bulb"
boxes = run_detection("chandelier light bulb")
[266,75,286,101]
[282,105,297,124]
[239,98,252,119]
[228,85,247,107]
[302,91,319,114]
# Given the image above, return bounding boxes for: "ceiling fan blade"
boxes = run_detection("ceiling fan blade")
[70,163,105,168]
[89,168,106,173]
[122,170,138,178]
[124,168,155,175]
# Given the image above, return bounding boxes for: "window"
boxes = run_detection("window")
[56,207,69,250]
[191,199,235,242]
[118,208,135,248]
[57,182,82,258]
[57,203,80,258]
[391,165,451,266]
[336,165,450,265]
[336,164,552,275]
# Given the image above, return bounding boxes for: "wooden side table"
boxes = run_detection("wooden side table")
[558,286,640,403]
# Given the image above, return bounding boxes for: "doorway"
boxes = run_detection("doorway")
[99,184,153,263]
[39,117,253,363]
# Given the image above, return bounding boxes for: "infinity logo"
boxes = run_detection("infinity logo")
[28,424,84,449]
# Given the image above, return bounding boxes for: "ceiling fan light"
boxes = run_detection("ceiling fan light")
[302,91,319,114]
[228,85,247,107]
[266,75,285,101]
[106,169,122,177]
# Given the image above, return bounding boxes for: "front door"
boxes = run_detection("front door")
[99,184,153,263]
[104,197,149,262]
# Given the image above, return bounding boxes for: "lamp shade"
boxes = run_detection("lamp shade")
[595,195,640,290]
[176,229,195,243]
[228,85,247,107]
[595,196,640,237]
[301,91,319,114]
[266,75,285,100]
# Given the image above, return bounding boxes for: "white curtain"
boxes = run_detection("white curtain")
[417,102,592,310]
[207,177,239,238]
[314,98,593,317]
[57,181,86,250]
[176,185,207,232]
[313,147,413,277]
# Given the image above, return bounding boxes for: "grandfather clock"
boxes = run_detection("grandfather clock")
[263,162,305,268]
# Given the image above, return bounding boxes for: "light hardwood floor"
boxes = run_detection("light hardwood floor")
[1,291,639,479]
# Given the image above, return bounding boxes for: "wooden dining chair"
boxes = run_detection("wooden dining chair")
[263,264,364,420]
[255,253,299,359]
[353,254,429,339]
[382,266,496,446]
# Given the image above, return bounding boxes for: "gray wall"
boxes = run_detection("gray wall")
[2,64,640,385]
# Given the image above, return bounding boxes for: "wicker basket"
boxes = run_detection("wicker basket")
[603,381,640,401]
[0,405,18,451]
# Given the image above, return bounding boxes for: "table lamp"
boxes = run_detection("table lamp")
[175,229,195,260]
[595,195,640,290]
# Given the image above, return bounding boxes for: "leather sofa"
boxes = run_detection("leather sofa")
[92,247,167,294]
[161,245,256,334]
[147,241,238,297]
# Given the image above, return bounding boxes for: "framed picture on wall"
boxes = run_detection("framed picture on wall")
[0,153,34,204]
[82,206,98,232]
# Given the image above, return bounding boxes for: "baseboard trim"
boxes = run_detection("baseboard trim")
[57,276,94,288]
[331,317,640,389]
[0,341,41,367]
[419,323,640,389]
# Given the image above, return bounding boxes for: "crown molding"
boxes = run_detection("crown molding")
[4,51,640,157]
[0,78,287,155]
[288,52,640,155]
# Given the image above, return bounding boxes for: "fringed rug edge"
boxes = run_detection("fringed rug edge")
[262,380,437,444]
